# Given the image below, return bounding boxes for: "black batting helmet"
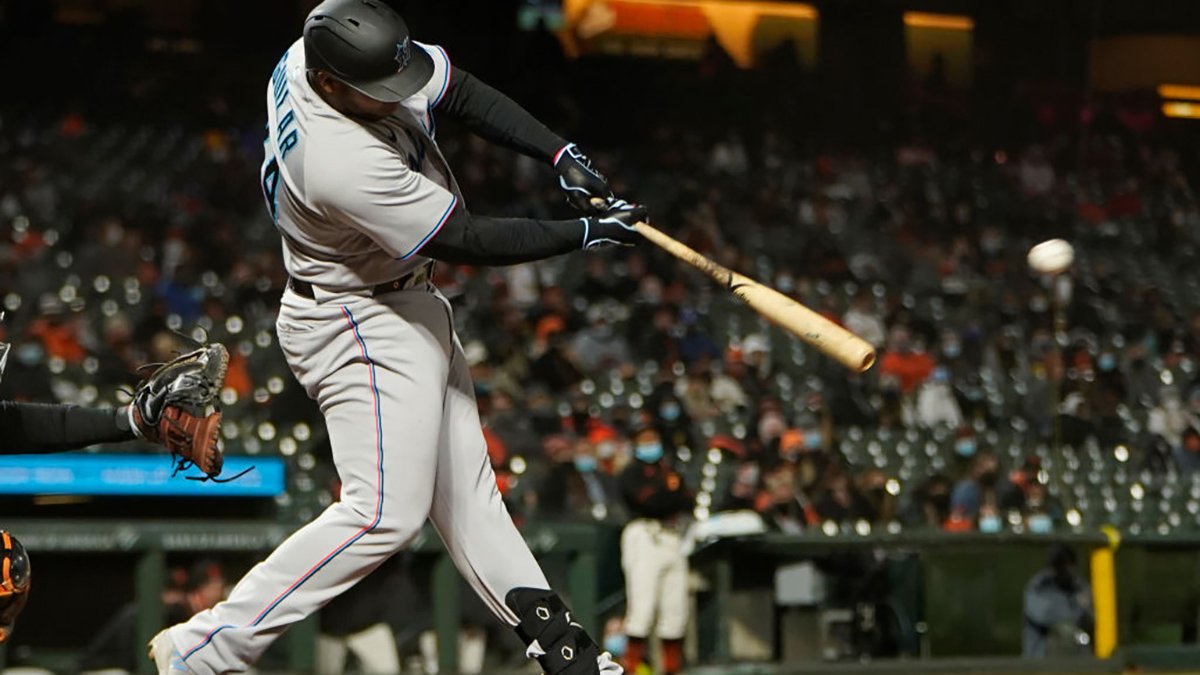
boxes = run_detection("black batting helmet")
[303,0,435,103]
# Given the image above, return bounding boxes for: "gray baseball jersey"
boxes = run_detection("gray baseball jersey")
[263,38,460,295]
[165,39,555,674]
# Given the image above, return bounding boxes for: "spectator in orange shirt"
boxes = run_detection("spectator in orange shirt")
[879,326,935,394]
[27,304,86,364]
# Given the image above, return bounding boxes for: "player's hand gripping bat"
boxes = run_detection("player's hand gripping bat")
[595,199,877,372]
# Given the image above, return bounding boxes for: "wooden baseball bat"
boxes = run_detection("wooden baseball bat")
[632,221,877,373]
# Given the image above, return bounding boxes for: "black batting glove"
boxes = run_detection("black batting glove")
[580,199,648,249]
[555,143,613,212]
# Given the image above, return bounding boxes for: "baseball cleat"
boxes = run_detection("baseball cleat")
[148,629,191,674]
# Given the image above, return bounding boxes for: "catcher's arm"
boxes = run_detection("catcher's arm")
[0,401,137,455]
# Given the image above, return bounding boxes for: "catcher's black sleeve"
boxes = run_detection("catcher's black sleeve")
[421,208,584,266]
[438,68,567,163]
[0,401,135,454]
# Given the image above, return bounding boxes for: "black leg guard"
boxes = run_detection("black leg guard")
[506,588,602,675]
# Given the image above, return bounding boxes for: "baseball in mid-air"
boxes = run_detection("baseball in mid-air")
[1027,239,1075,275]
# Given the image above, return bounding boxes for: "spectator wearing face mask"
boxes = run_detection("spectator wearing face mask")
[599,617,630,671]
[951,427,980,463]
[1023,545,1094,658]
[940,331,964,364]
[775,427,826,466]
[619,427,694,675]
[574,436,626,522]
[653,389,698,455]
[949,452,1007,524]
[912,365,964,429]
[976,503,1005,534]
[589,426,630,477]
[1023,482,1063,534]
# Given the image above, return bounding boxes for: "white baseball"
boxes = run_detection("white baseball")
[1027,239,1074,275]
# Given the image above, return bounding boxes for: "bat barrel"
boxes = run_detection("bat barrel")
[832,345,876,373]
[766,301,877,373]
[630,220,878,373]
[853,346,877,373]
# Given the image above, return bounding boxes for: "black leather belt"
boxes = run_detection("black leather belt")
[288,265,431,300]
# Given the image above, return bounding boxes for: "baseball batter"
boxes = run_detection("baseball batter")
[152,1,645,673]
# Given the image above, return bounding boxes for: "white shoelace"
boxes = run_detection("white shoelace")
[524,641,625,675]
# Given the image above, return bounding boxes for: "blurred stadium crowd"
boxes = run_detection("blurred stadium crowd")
[2,32,1200,546]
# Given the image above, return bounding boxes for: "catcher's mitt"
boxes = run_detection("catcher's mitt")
[0,530,31,644]
[131,343,229,479]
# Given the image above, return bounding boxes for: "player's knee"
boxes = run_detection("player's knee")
[368,511,427,550]
[506,588,601,675]
[333,494,378,526]
[327,500,422,551]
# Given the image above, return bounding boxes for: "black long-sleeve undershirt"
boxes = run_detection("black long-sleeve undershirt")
[438,67,567,164]
[0,401,135,454]
[419,65,591,265]
[421,209,585,266]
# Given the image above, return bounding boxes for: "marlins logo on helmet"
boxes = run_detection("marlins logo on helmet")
[394,36,411,70]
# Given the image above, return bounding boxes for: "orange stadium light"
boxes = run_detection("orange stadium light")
[562,0,818,67]
[1162,101,1200,119]
[903,11,974,31]
[609,1,710,38]
[1158,83,1200,101]
[593,0,816,19]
